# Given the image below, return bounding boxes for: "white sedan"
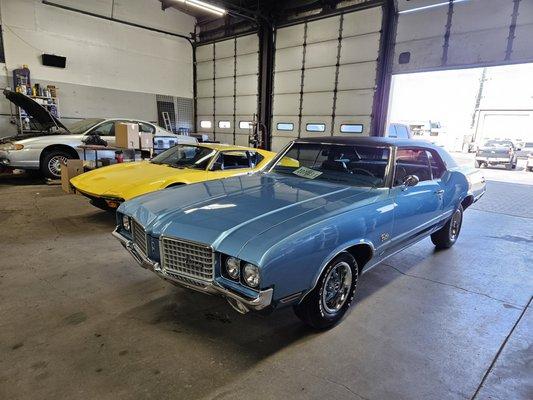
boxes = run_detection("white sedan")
[0,90,196,178]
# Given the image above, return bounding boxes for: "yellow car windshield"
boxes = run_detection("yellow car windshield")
[151,145,216,170]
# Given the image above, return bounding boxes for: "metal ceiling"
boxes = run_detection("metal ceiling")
[159,0,384,42]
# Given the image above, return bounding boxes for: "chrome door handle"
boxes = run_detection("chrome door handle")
[435,189,444,195]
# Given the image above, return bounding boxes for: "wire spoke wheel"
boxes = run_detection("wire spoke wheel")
[321,261,352,314]
[48,155,68,178]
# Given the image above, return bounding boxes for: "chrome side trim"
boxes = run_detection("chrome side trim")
[113,228,272,311]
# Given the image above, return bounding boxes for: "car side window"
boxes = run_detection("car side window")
[394,148,432,186]
[139,122,155,134]
[427,150,446,179]
[388,125,397,138]
[213,151,251,170]
[91,121,115,136]
[248,151,264,168]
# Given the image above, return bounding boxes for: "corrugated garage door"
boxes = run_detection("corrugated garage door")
[196,34,259,145]
[393,0,533,73]
[271,6,383,152]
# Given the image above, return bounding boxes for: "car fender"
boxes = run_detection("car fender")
[302,238,376,299]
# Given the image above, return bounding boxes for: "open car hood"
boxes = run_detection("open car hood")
[3,89,69,132]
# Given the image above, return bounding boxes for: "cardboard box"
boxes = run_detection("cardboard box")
[139,131,153,150]
[115,123,140,149]
[61,159,84,194]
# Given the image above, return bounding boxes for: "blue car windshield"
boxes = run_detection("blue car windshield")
[271,143,390,187]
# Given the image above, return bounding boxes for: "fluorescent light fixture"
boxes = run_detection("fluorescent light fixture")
[177,0,226,16]
[399,0,469,15]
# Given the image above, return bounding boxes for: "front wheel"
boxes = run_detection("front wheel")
[431,205,463,249]
[293,252,358,330]
[41,150,75,179]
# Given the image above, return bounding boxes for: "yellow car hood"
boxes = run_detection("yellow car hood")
[70,161,204,200]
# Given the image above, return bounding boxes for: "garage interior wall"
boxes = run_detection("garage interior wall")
[0,0,195,138]
[195,34,259,146]
[393,0,533,74]
[270,6,384,152]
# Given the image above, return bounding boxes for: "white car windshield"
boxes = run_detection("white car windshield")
[68,118,106,134]
[270,143,390,187]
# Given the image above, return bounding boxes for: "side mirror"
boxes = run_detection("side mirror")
[402,174,419,188]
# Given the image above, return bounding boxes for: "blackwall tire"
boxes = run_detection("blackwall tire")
[431,205,464,249]
[293,252,358,330]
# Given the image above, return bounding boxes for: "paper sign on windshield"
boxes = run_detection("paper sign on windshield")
[292,167,323,179]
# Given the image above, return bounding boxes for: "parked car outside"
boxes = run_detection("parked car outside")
[387,123,412,139]
[70,143,277,210]
[113,137,485,329]
[0,90,196,178]
[516,141,533,158]
[527,154,533,172]
[475,139,518,169]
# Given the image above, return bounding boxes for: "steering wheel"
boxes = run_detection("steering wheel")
[394,166,408,185]
[351,168,375,177]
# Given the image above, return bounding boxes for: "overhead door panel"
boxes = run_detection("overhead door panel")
[195,34,259,142]
[271,6,383,151]
[393,0,533,73]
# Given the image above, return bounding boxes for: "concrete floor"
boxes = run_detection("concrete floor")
[0,170,532,400]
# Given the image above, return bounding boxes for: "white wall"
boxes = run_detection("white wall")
[0,0,195,97]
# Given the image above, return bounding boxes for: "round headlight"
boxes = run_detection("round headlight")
[122,215,131,231]
[225,257,240,279]
[243,263,260,288]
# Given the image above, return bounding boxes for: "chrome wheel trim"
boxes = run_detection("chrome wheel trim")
[450,209,462,241]
[321,261,352,314]
[48,155,68,178]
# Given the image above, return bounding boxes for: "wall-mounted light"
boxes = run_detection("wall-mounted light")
[177,0,226,16]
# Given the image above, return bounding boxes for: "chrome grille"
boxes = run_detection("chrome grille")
[131,220,148,255]
[161,237,213,282]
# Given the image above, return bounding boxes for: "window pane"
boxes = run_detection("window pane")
[218,121,231,129]
[388,125,397,138]
[139,123,155,134]
[200,120,212,129]
[272,143,390,187]
[396,126,409,139]
[215,151,250,170]
[427,150,446,179]
[151,145,215,170]
[93,121,115,136]
[277,122,294,131]
[239,121,252,129]
[394,148,431,185]
[306,123,326,132]
[340,124,363,134]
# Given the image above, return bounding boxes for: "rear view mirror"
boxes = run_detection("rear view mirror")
[403,175,419,188]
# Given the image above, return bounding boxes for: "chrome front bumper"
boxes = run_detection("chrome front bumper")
[112,228,273,312]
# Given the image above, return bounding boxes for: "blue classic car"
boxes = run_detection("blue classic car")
[113,137,486,329]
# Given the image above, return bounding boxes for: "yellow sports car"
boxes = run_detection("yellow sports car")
[70,143,277,210]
